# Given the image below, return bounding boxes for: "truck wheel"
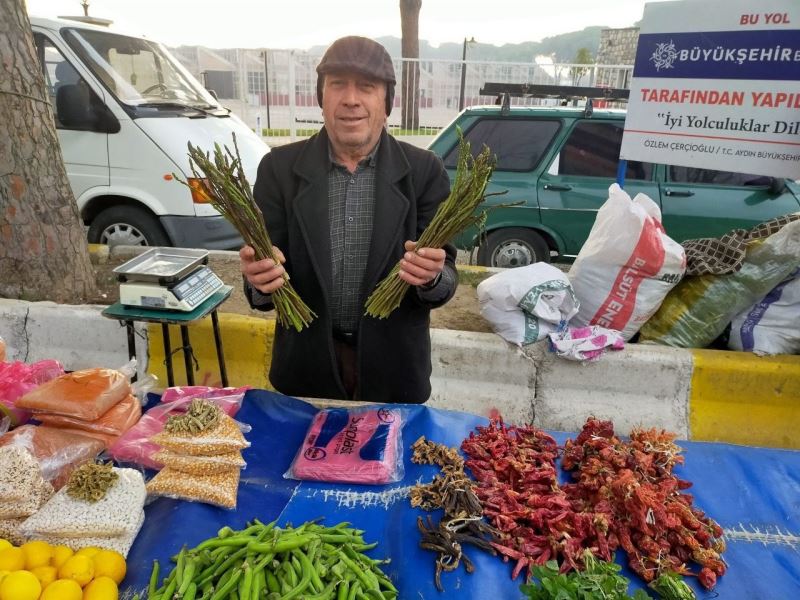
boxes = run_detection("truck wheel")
[87,206,171,248]
[477,228,550,268]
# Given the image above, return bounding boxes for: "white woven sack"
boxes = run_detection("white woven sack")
[729,270,800,355]
[569,184,686,340]
[478,263,578,345]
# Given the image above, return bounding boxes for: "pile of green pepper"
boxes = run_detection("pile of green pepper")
[137,519,398,600]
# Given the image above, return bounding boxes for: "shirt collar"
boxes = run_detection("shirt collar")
[328,138,380,170]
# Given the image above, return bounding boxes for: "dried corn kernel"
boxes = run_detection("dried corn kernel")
[152,449,245,476]
[146,467,240,509]
[150,414,249,456]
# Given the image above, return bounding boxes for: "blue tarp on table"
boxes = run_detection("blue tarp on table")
[123,389,800,599]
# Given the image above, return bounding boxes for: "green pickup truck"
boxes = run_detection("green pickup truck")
[428,103,800,267]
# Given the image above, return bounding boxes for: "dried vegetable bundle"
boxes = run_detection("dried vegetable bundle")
[365,134,499,318]
[410,436,499,591]
[562,418,726,590]
[460,419,614,580]
[179,136,315,331]
[147,399,249,508]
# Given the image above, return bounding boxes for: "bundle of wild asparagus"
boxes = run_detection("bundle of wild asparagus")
[365,135,498,318]
[179,136,315,331]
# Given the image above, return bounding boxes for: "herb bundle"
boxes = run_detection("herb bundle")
[178,135,315,331]
[364,134,499,318]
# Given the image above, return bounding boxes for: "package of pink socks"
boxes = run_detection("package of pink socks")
[285,407,404,484]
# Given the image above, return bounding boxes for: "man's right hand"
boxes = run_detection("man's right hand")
[240,245,286,294]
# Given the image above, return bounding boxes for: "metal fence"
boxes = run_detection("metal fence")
[170,46,633,143]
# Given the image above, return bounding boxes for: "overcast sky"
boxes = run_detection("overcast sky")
[27,0,653,50]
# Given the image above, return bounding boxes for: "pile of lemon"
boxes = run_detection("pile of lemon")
[0,539,126,600]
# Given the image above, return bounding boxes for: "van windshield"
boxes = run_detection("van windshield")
[64,28,219,110]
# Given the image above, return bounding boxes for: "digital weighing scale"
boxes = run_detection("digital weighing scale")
[114,248,225,311]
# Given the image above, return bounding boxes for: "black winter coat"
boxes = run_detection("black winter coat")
[249,128,457,403]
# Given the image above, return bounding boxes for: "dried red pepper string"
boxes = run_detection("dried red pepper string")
[561,417,726,590]
[460,418,615,580]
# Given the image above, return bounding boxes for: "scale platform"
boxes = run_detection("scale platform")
[114,248,224,312]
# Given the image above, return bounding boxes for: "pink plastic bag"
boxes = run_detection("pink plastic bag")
[0,360,64,426]
[110,386,248,470]
[285,407,404,485]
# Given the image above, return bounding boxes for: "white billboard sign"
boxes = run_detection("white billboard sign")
[620,0,800,179]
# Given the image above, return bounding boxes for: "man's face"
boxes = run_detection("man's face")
[322,70,386,158]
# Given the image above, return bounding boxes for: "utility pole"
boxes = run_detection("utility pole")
[261,50,271,130]
[458,37,475,112]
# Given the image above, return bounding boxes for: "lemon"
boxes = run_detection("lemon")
[51,545,74,569]
[0,548,24,572]
[83,575,119,600]
[58,554,95,587]
[0,572,8,584]
[0,570,42,600]
[31,565,57,588]
[41,578,84,600]
[92,549,127,585]
[0,541,11,553]
[76,546,102,558]
[21,540,52,570]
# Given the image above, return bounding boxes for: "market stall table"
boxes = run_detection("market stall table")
[101,286,232,387]
[123,390,800,599]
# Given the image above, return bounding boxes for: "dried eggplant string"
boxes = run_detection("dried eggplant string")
[66,462,119,503]
[410,436,498,591]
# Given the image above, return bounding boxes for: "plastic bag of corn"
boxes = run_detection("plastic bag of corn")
[152,449,246,476]
[150,413,249,456]
[20,467,145,538]
[146,467,240,509]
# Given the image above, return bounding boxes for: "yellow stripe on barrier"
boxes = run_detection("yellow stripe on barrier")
[689,349,800,449]
[147,314,274,390]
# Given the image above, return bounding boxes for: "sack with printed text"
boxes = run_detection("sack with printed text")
[729,269,800,355]
[569,184,686,340]
[477,263,579,345]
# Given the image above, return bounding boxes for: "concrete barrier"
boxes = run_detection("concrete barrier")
[0,298,798,449]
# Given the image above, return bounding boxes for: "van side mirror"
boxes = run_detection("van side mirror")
[56,83,92,127]
[769,177,786,195]
[56,83,120,133]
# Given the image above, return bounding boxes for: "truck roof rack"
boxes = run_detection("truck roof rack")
[479,83,629,117]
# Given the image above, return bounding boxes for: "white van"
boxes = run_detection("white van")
[29,16,269,249]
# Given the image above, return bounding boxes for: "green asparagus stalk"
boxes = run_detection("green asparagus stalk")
[365,133,500,319]
[175,134,316,331]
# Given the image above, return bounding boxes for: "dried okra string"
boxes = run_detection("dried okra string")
[164,398,221,435]
[67,461,119,502]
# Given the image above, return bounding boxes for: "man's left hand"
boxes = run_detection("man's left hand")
[398,240,445,287]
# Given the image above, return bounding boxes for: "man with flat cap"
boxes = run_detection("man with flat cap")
[240,36,458,404]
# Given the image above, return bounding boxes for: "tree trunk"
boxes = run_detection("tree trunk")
[0,0,97,303]
[399,0,421,130]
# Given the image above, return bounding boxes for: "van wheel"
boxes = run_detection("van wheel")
[87,206,171,248]
[477,228,550,268]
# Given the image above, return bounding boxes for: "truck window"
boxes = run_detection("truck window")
[668,166,772,187]
[443,118,560,171]
[33,34,89,129]
[558,121,653,180]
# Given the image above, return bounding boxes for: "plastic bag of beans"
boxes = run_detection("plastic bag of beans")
[146,467,240,509]
[0,425,105,489]
[41,510,145,557]
[152,449,246,476]
[0,446,53,518]
[150,413,250,457]
[20,467,145,538]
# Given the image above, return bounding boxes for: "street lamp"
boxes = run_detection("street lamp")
[458,37,476,112]
[260,50,272,130]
